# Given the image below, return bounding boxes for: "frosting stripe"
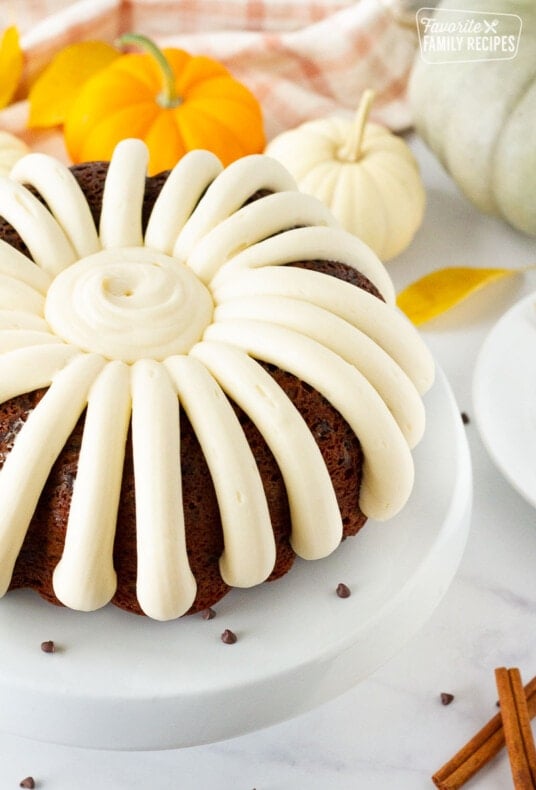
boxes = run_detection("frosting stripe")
[10,153,101,259]
[0,310,49,331]
[0,344,81,405]
[191,341,343,560]
[53,361,131,611]
[0,239,52,293]
[0,177,77,275]
[131,359,196,621]
[211,225,396,305]
[172,154,297,262]
[145,150,222,255]
[100,140,149,249]
[165,355,276,587]
[0,330,60,353]
[203,320,415,521]
[211,266,435,395]
[0,353,105,597]
[186,191,337,284]
[214,296,425,448]
[0,274,46,314]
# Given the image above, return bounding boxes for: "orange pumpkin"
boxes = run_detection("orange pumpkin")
[64,34,265,175]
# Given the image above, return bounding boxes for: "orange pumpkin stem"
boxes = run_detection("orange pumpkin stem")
[338,89,376,163]
[116,33,182,109]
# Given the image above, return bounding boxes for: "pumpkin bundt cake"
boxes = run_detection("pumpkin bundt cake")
[0,139,434,621]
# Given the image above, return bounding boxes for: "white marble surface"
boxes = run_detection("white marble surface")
[1,138,536,789]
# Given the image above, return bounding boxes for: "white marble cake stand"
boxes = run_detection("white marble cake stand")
[0,365,471,751]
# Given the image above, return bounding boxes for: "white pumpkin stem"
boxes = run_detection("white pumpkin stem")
[338,89,376,163]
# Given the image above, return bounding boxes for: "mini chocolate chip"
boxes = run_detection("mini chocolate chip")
[20,778,35,789]
[461,412,470,425]
[336,583,351,599]
[440,692,455,706]
[221,629,237,644]
[40,640,55,654]
[313,419,332,439]
[201,608,216,620]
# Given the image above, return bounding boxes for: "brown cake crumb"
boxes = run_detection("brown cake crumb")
[40,640,55,653]
[336,583,351,599]
[221,629,238,644]
[201,608,216,620]
[19,778,35,789]
[440,692,455,706]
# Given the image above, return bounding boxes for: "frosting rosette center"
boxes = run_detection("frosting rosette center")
[45,247,214,363]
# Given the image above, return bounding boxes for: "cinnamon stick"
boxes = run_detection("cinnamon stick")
[495,668,536,789]
[432,673,536,790]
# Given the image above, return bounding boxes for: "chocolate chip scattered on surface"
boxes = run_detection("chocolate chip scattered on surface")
[19,778,35,789]
[336,583,351,599]
[221,629,238,644]
[40,640,55,653]
[461,412,470,425]
[440,692,455,705]
[201,607,216,620]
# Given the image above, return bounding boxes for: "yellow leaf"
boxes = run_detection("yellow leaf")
[28,40,120,128]
[397,267,516,325]
[0,26,23,109]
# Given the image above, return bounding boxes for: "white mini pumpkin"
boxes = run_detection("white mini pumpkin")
[409,0,536,236]
[265,91,426,261]
[0,131,29,178]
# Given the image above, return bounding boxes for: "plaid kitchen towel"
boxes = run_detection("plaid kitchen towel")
[0,0,418,152]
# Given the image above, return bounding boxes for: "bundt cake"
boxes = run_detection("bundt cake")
[0,139,434,621]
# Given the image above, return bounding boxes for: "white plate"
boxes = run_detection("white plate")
[473,291,536,508]
[0,366,471,751]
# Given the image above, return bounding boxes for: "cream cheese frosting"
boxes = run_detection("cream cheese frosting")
[0,139,434,620]
[44,248,214,363]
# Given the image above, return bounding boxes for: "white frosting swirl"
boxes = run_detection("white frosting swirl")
[0,139,435,620]
[45,248,214,363]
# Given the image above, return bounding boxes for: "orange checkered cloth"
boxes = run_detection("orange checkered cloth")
[1,0,417,152]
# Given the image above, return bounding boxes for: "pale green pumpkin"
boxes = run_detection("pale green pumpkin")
[409,0,536,235]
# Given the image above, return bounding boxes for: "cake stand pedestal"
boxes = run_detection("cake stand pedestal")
[0,365,471,750]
